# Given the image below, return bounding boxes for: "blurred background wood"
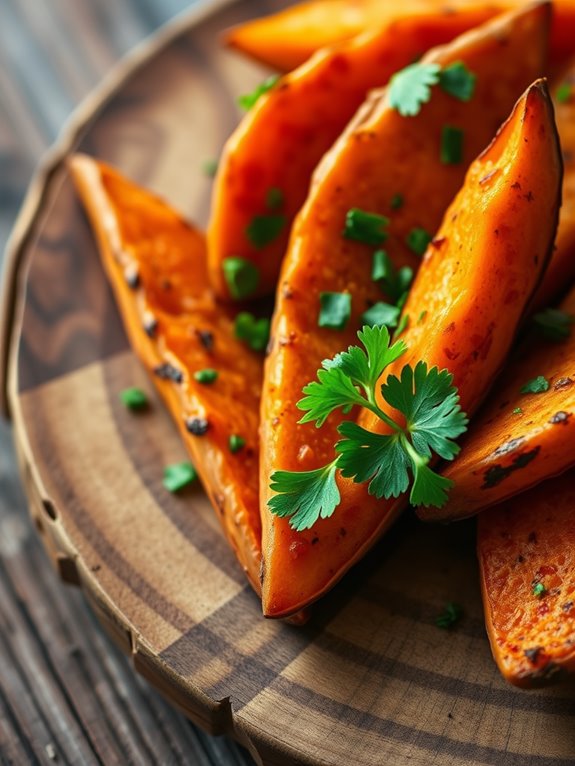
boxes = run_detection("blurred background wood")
[0,1,255,762]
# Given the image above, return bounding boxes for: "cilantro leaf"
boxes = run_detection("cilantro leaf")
[381,362,468,460]
[336,422,410,499]
[439,62,476,102]
[408,459,454,508]
[297,367,365,428]
[268,463,340,531]
[389,62,441,117]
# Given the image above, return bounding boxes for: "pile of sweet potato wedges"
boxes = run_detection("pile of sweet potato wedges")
[71,0,575,687]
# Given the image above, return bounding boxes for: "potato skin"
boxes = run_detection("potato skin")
[260,7,554,618]
[70,155,263,593]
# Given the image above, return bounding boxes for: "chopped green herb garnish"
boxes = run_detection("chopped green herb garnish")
[163,462,197,492]
[439,62,476,102]
[512,407,523,415]
[266,187,284,209]
[269,326,468,530]
[362,302,400,328]
[229,434,246,453]
[318,292,352,330]
[223,257,260,299]
[533,308,574,341]
[520,376,549,395]
[441,125,464,165]
[371,250,413,303]
[390,193,404,210]
[533,582,547,598]
[556,83,572,103]
[394,313,410,339]
[194,368,218,384]
[435,602,463,629]
[389,62,441,116]
[417,310,427,324]
[406,227,432,256]
[343,208,389,246]
[202,158,218,178]
[234,311,270,352]
[119,387,149,411]
[238,74,280,111]
[246,214,285,249]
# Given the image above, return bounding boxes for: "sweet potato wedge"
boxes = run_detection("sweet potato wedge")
[209,7,503,300]
[532,57,575,310]
[479,472,575,687]
[425,287,575,522]
[70,155,263,592]
[260,74,561,618]
[225,0,575,72]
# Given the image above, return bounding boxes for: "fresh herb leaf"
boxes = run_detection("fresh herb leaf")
[390,193,404,210]
[435,602,463,629]
[389,62,441,116]
[520,376,549,395]
[417,310,427,324]
[270,327,468,530]
[163,462,197,492]
[266,187,284,209]
[533,308,574,340]
[533,582,547,598]
[441,125,464,164]
[223,257,259,299]
[194,368,218,384]
[202,158,218,178]
[393,313,410,339]
[556,83,572,103]
[371,250,413,303]
[269,463,340,531]
[229,434,246,453]
[318,292,352,330]
[234,311,270,352]
[406,227,432,256]
[238,74,280,111]
[120,387,149,411]
[246,214,285,248]
[512,407,523,415]
[362,302,400,328]
[343,208,389,246]
[439,62,476,102]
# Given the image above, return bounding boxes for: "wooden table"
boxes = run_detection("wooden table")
[0,1,254,762]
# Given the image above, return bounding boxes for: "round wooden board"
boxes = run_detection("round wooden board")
[3,1,575,763]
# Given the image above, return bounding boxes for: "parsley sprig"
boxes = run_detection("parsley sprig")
[389,61,476,117]
[268,326,468,531]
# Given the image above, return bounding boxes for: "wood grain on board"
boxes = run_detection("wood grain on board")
[3,0,575,764]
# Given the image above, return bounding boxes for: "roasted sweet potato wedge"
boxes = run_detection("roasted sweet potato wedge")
[225,0,575,72]
[261,76,562,618]
[532,57,575,310]
[209,7,504,300]
[426,288,575,522]
[70,155,263,592]
[479,472,575,687]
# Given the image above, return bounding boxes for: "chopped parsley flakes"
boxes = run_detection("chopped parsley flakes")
[343,208,389,246]
[222,257,260,299]
[520,376,549,395]
[441,125,464,165]
[318,292,352,330]
[238,75,280,111]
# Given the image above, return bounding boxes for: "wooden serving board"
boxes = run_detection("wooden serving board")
[2,1,575,763]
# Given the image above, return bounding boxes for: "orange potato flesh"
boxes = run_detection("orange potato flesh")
[209,6,503,300]
[261,6,560,617]
[479,472,575,687]
[69,155,263,593]
[532,56,575,310]
[225,0,575,73]
[426,287,575,522]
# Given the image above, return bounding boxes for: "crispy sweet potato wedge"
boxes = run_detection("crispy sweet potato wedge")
[261,77,562,618]
[479,472,575,687]
[70,155,263,592]
[225,0,575,72]
[209,7,502,300]
[426,287,575,522]
[532,58,575,309]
